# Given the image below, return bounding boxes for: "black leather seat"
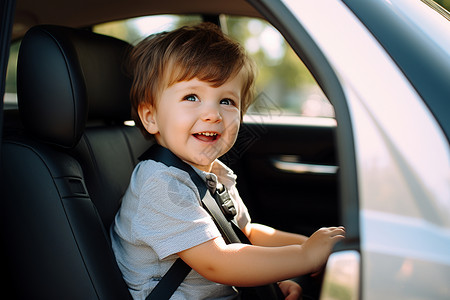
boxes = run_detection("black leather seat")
[1,25,151,299]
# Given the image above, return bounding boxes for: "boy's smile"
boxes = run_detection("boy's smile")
[193,132,220,142]
[139,72,244,172]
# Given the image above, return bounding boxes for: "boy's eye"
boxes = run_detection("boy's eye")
[220,98,235,106]
[183,94,199,102]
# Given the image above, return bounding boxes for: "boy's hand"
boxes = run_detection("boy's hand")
[278,280,302,300]
[301,226,346,274]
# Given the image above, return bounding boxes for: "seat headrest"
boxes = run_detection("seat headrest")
[17,25,132,148]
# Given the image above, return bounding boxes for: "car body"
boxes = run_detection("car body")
[1,0,449,299]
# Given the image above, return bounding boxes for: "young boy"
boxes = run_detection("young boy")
[111,23,345,300]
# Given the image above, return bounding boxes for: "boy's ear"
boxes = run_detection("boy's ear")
[138,104,159,134]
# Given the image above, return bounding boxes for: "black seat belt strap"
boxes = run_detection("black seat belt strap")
[145,257,191,300]
[202,188,248,244]
[141,145,206,300]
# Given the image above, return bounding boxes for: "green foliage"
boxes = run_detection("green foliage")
[224,16,315,90]
[223,16,330,116]
[5,42,19,93]
[434,0,450,10]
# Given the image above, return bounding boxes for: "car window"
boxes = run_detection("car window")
[4,41,19,110]
[93,15,203,45]
[93,15,334,119]
[3,14,334,119]
[433,0,450,11]
[222,16,333,118]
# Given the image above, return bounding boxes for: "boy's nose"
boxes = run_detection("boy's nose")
[201,104,222,123]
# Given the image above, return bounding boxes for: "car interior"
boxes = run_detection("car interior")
[1,1,341,299]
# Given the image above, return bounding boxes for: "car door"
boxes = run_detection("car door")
[256,1,449,299]
[223,116,339,236]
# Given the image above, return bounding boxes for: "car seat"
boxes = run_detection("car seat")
[1,25,151,299]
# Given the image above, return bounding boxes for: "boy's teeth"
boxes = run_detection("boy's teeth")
[198,132,217,136]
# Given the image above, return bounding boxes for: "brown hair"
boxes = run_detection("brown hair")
[128,22,257,139]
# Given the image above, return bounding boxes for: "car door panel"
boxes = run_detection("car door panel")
[222,120,339,236]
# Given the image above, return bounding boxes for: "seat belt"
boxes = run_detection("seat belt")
[141,144,283,300]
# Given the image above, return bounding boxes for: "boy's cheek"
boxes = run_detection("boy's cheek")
[225,116,240,133]
[224,123,240,145]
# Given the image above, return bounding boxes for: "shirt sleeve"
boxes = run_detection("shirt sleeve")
[132,166,221,260]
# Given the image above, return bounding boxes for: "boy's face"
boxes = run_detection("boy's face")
[140,72,243,172]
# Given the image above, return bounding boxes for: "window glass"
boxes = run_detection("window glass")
[4,41,20,109]
[94,15,334,118]
[222,16,333,118]
[433,0,450,10]
[93,15,203,45]
[4,14,334,118]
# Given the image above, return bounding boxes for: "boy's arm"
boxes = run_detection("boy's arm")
[178,226,345,287]
[244,223,308,247]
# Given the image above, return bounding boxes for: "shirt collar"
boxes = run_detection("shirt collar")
[191,159,237,191]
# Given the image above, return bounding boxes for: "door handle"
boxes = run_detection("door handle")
[271,157,338,175]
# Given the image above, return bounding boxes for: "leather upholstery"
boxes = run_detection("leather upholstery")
[2,25,151,299]
[17,25,132,148]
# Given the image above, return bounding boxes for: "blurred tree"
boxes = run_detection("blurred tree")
[4,42,19,93]
[93,18,143,45]
[223,16,330,116]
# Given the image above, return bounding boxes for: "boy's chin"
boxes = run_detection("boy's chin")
[188,154,219,171]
